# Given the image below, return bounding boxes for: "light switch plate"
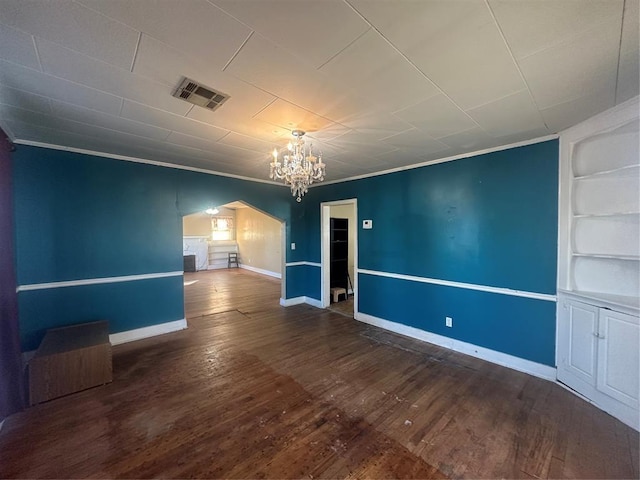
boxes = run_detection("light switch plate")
[363,220,373,229]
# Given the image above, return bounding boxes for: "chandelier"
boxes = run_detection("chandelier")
[269,130,326,202]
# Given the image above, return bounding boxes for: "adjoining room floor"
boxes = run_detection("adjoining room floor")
[1,269,637,478]
[327,295,354,317]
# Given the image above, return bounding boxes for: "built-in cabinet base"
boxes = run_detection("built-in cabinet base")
[557,291,639,430]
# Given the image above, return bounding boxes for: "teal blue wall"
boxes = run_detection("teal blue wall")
[13,140,559,368]
[302,141,559,366]
[13,146,296,350]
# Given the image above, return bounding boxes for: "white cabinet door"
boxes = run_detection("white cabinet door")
[597,309,640,409]
[557,299,600,393]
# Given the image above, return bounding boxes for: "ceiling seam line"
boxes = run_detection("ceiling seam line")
[251,97,278,119]
[315,27,372,70]
[0,58,129,105]
[183,105,195,118]
[484,0,550,130]
[613,0,626,104]
[129,32,143,73]
[222,31,254,72]
[31,36,44,73]
[343,0,486,133]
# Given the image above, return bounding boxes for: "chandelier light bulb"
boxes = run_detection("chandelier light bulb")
[268,130,326,202]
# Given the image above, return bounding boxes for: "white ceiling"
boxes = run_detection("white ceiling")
[0,0,637,183]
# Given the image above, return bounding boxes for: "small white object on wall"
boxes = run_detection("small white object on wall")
[362,220,373,229]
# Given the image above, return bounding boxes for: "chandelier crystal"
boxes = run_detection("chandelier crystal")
[269,130,325,202]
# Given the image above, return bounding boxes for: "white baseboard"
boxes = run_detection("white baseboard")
[109,319,187,346]
[354,311,557,381]
[280,296,323,308]
[239,264,281,279]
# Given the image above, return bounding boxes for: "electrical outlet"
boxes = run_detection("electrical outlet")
[291,243,296,250]
[445,316,453,327]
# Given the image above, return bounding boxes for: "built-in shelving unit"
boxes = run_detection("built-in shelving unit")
[562,116,639,307]
[208,240,238,270]
[557,98,639,430]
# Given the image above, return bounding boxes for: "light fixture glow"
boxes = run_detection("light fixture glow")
[205,207,219,215]
[269,130,325,202]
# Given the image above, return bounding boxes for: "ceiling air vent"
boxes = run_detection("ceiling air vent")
[173,77,229,112]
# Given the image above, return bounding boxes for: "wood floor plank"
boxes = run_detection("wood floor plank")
[0,269,637,479]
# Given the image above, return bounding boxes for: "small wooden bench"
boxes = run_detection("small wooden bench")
[29,321,112,405]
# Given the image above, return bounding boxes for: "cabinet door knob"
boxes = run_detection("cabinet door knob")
[593,332,605,339]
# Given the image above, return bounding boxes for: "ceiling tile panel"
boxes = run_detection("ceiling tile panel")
[0,0,139,70]
[212,0,370,68]
[50,100,171,141]
[0,60,123,116]
[0,85,52,114]
[224,33,345,114]
[0,22,40,70]
[540,88,615,132]
[305,125,352,143]
[186,109,291,142]
[311,90,376,125]
[121,100,229,142]
[394,94,478,138]
[368,148,427,170]
[132,35,276,120]
[217,132,279,154]
[1,104,67,131]
[319,29,439,111]
[379,129,449,155]
[0,1,634,182]
[340,112,413,138]
[616,49,640,105]
[350,0,525,109]
[253,99,336,133]
[77,0,251,71]
[518,16,621,109]
[617,0,640,104]
[490,0,622,59]
[166,131,261,161]
[327,131,399,158]
[467,90,547,137]
[35,38,191,115]
[436,126,495,151]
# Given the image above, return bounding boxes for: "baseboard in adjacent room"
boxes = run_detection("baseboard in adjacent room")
[109,319,188,346]
[239,264,281,279]
[354,311,557,381]
[280,296,322,308]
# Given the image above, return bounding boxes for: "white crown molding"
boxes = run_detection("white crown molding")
[316,134,560,187]
[13,140,287,187]
[14,133,560,189]
[358,268,557,302]
[17,271,184,292]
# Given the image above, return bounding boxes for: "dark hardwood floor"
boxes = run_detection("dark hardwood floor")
[1,269,637,478]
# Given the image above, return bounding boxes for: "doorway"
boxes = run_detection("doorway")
[321,199,357,317]
[182,201,286,305]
